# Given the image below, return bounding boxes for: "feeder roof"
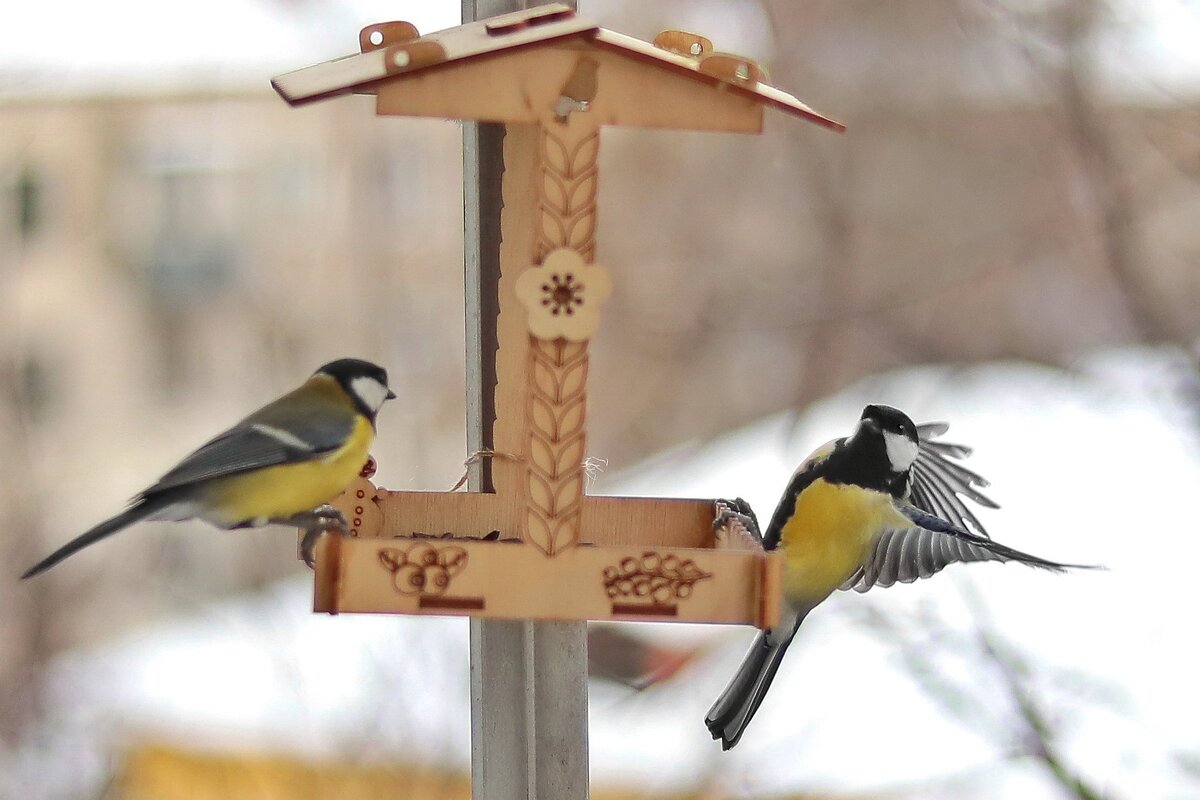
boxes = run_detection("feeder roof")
[271,3,843,132]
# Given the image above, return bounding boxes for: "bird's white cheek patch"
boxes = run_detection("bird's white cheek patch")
[884,431,919,470]
[351,376,390,412]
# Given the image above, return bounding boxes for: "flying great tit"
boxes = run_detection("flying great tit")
[21,358,395,579]
[705,404,1090,750]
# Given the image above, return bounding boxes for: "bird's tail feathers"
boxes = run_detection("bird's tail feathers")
[705,622,801,750]
[21,497,166,579]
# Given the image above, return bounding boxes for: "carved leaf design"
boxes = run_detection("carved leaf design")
[537,127,600,257]
[542,172,569,216]
[530,394,556,434]
[439,546,468,576]
[566,214,597,251]
[542,130,571,174]
[378,543,470,597]
[553,469,582,507]
[524,334,591,555]
[560,356,588,400]
[379,549,404,571]
[556,436,585,478]
[559,403,584,440]
[570,132,600,178]
[567,172,598,214]
[540,208,568,248]
[524,124,601,556]
[528,470,555,511]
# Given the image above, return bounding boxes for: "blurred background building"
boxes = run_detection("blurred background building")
[2,0,1198,798]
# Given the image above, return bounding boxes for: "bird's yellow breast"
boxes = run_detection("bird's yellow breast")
[779,478,898,604]
[206,415,375,524]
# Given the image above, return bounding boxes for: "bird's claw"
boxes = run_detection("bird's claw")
[312,505,348,532]
[300,506,349,569]
[713,498,762,541]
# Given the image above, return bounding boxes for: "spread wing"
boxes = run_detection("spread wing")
[141,388,355,496]
[841,503,1082,593]
[909,422,997,537]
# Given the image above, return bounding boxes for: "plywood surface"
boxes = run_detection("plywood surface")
[332,485,721,549]
[373,44,764,132]
[313,536,782,628]
[271,7,842,132]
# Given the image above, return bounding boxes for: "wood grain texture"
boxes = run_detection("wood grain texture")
[323,489,713,546]
[536,123,599,261]
[318,537,782,627]
[271,27,847,131]
[580,495,714,548]
[367,44,767,131]
[525,336,589,554]
[373,490,513,539]
[522,117,600,555]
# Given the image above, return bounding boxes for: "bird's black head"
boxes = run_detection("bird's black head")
[857,404,919,472]
[317,358,395,418]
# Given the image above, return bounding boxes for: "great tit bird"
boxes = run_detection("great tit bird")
[705,404,1089,750]
[21,358,394,579]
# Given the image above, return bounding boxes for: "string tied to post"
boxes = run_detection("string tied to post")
[448,450,608,491]
[448,448,527,491]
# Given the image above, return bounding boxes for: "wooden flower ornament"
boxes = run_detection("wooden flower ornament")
[515,248,612,341]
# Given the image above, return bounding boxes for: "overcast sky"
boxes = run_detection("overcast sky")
[2,0,1198,96]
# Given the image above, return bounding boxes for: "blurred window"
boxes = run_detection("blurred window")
[147,170,237,307]
[140,149,243,396]
[13,165,42,243]
[4,351,56,424]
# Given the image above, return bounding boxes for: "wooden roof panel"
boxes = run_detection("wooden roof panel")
[270,4,843,132]
[589,29,843,131]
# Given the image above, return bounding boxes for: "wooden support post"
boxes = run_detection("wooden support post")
[464,2,588,798]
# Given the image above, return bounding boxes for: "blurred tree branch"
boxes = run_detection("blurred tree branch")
[851,581,1112,799]
[992,0,1180,344]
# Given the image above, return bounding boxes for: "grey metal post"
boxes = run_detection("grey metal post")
[462,2,589,798]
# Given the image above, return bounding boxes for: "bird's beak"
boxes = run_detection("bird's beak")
[385,389,397,400]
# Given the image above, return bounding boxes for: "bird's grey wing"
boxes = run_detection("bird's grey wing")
[142,409,354,495]
[910,422,998,538]
[841,503,1081,593]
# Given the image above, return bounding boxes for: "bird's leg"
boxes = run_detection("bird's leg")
[273,506,349,569]
[273,505,348,532]
[713,497,763,543]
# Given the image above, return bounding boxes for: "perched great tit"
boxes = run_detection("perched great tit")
[21,358,395,579]
[705,404,1089,750]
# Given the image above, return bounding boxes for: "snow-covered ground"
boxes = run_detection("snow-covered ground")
[15,348,1200,798]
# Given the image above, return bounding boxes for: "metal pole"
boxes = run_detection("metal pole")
[462,2,588,798]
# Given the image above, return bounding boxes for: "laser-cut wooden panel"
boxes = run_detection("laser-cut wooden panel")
[313,535,782,628]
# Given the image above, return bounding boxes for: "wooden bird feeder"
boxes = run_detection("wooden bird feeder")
[273,4,843,629]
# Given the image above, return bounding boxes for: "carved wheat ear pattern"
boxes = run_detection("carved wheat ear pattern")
[526,336,589,555]
[536,125,599,262]
[524,119,601,555]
